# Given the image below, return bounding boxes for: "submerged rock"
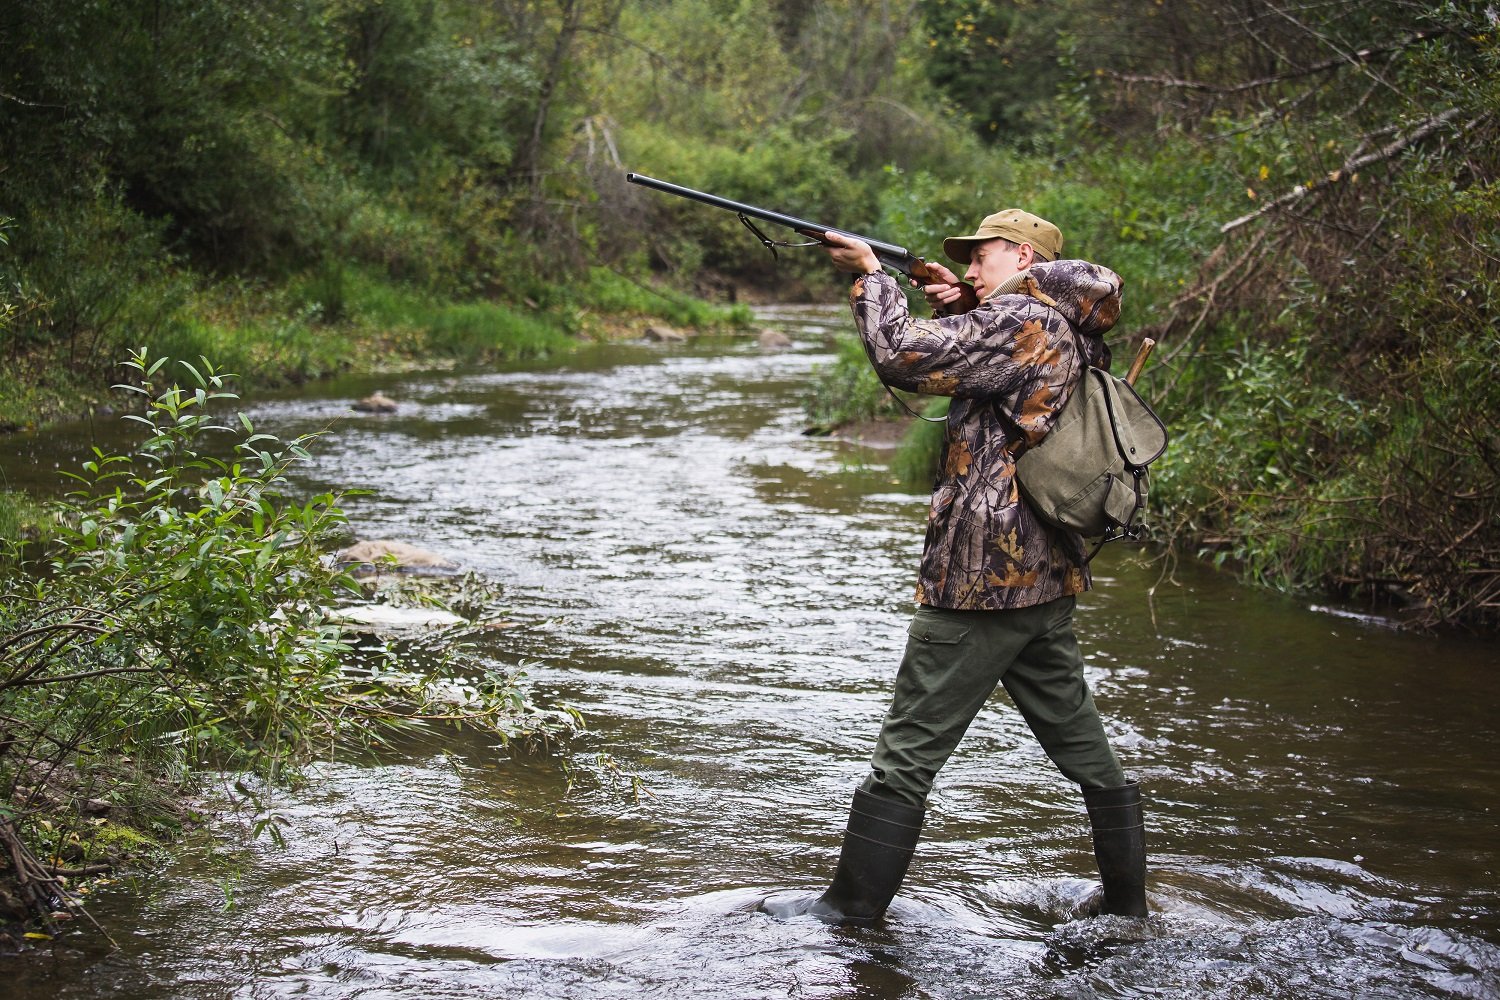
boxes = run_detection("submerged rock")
[758,328,793,350]
[642,325,688,343]
[336,539,459,576]
[353,392,398,414]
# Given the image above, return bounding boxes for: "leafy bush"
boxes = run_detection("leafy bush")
[1,190,191,366]
[1149,332,1384,571]
[875,164,1022,266]
[803,335,905,432]
[0,352,571,926]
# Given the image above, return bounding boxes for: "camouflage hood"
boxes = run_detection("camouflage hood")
[991,259,1124,340]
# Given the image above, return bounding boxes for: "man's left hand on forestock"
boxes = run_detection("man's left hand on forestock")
[821,231,880,274]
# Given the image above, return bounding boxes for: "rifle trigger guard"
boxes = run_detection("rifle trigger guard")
[738,212,820,260]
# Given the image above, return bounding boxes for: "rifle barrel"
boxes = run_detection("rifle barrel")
[624,173,914,263]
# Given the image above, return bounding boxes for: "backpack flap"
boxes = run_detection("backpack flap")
[1103,376,1168,470]
[1017,369,1115,536]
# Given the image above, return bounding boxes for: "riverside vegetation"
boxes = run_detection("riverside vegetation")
[0,0,1496,942]
[3,2,1494,626]
[0,352,579,940]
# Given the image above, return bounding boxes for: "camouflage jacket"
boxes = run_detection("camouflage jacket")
[849,262,1122,611]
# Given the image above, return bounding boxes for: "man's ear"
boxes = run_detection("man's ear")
[1015,242,1036,269]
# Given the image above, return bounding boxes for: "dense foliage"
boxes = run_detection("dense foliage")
[1,0,1495,631]
[1075,0,1500,627]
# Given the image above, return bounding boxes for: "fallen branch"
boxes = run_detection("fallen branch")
[45,862,114,878]
[0,815,116,945]
[0,88,66,110]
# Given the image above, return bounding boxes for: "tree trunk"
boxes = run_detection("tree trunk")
[514,0,583,198]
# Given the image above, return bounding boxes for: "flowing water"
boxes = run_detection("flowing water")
[3,306,1499,999]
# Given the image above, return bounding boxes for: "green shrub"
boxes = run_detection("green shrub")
[875,163,1022,264]
[891,399,951,489]
[0,352,572,925]
[804,335,905,431]
[1,190,191,367]
[1149,331,1385,578]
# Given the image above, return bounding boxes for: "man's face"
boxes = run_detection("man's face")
[964,239,1031,300]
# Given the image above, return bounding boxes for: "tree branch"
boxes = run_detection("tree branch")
[3,665,154,690]
[1220,107,1466,233]
[0,88,65,110]
[1101,30,1451,95]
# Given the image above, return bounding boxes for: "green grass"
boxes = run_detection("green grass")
[891,399,950,488]
[420,300,575,359]
[146,312,356,386]
[580,266,754,330]
[0,490,46,542]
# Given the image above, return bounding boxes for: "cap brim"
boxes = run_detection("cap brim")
[942,235,987,266]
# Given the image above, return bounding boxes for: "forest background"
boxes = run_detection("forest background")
[1,0,1497,628]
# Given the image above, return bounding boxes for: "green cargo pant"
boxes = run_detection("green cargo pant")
[860,597,1125,808]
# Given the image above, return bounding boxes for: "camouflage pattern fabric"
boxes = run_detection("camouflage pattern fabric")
[849,262,1122,611]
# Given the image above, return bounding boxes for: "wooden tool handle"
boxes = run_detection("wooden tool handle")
[1125,338,1156,386]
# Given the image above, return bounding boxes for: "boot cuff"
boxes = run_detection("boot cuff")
[847,788,925,850]
[1082,780,1144,833]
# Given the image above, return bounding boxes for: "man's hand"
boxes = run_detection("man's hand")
[821,231,881,274]
[917,261,979,316]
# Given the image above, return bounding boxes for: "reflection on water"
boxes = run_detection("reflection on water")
[4,309,1499,999]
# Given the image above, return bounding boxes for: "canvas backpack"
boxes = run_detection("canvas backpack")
[1015,360,1168,550]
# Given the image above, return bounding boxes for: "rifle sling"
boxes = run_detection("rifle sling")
[738,213,820,261]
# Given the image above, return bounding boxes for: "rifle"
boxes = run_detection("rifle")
[624,172,943,284]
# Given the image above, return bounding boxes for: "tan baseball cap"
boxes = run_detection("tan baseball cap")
[943,209,1064,264]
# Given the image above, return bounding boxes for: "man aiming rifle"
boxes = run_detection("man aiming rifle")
[626,174,1148,926]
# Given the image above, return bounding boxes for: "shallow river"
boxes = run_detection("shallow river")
[5,306,1499,999]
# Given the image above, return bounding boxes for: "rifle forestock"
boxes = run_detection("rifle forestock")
[625,172,923,278]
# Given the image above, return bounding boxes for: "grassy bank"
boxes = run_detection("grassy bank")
[0,264,751,435]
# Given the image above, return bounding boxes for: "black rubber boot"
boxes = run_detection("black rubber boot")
[1082,780,1148,917]
[760,788,925,926]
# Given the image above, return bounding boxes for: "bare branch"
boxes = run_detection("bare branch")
[0,88,65,110]
[3,664,153,690]
[1100,30,1451,96]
